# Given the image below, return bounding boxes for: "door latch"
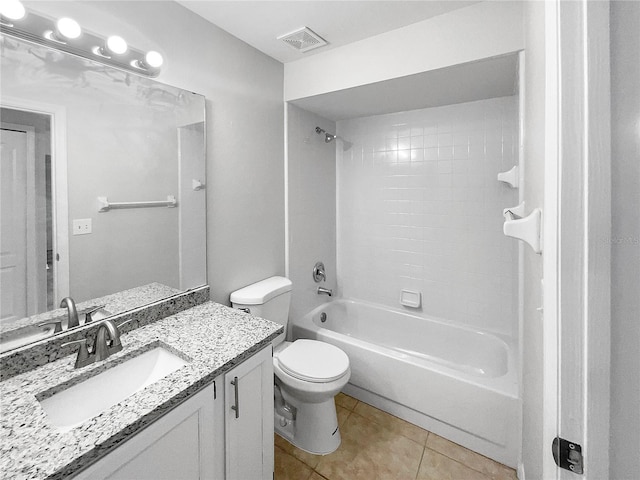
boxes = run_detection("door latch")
[552,437,583,474]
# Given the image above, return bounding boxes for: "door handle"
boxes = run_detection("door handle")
[230,376,239,418]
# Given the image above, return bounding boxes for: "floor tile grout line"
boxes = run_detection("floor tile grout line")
[423,445,495,479]
[346,408,430,449]
[346,396,512,477]
[415,445,427,480]
[280,393,514,480]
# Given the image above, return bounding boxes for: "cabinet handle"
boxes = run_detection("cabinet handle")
[230,376,239,418]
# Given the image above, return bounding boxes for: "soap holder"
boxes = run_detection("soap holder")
[400,290,421,308]
[503,204,542,254]
[497,166,519,188]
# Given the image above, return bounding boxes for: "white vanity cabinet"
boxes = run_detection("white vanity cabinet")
[224,345,274,480]
[73,346,273,480]
[74,382,217,480]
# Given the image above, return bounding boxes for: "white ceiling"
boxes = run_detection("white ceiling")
[291,53,519,121]
[178,1,517,121]
[178,1,480,64]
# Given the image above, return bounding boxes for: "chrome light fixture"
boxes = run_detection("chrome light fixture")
[0,1,163,77]
[0,0,26,23]
[93,35,128,58]
[52,17,81,41]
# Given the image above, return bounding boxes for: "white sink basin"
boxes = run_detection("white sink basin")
[39,346,188,432]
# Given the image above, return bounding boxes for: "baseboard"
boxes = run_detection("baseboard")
[517,462,525,480]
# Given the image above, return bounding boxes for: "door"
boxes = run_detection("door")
[225,346,274,480]
[1,99,70,310]
[0,124,34,322]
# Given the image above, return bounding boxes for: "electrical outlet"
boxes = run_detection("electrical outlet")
[73,218,92,235]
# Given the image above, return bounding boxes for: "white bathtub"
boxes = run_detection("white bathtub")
[291,298,520,467]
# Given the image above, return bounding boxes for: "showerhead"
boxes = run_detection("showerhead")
[316,126,336,144]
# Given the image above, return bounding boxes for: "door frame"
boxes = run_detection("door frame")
[543,1,611,478]
[1,97,70,305]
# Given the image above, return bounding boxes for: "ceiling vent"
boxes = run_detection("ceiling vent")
[277,27,328,53]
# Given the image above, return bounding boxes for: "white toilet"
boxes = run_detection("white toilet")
[230,276,350,455]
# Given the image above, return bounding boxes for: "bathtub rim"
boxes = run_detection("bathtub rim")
[293,297,519,399]
[305,296,517,348]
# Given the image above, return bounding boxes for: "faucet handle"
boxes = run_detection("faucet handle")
[112,318,136,340]
[38,320,63,333]
[313,262,326,283]
[83,305,107,324]
[61,338,93,368]
[116,318,136,329]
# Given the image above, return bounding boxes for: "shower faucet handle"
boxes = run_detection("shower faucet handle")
[313,262,326,283]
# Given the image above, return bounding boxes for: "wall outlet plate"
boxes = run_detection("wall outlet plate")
[73,218,92,235]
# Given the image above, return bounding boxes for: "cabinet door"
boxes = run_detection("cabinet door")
[224,346,274,480]
[74,382,217,480]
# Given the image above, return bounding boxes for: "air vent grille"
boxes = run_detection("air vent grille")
[277,27,328,53]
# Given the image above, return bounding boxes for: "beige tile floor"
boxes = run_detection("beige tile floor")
[275,393,518,480]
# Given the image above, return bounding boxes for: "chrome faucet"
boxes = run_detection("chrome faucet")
[60,297,79,330]
[62,319,126,368]
[94,320,123,362]
[317,286,333,297]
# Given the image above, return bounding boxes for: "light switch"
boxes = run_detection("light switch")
[73,218,92,235]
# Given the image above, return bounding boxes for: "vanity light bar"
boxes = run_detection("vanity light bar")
[0,5,163,77]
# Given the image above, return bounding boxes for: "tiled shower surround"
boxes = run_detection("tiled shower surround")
[336,96,519,338]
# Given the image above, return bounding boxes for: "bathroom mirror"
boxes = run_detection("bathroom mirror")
[0,35,206,352]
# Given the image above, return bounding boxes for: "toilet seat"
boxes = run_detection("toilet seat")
[275,339,349,383]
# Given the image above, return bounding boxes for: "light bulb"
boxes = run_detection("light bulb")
[106,35,127,55]
[0,0,26,20]
[144,51,163,68]
[56,17,81,39]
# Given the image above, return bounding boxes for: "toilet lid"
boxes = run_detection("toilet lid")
[276,339,349,383]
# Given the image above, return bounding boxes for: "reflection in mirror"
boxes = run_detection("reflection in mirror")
[0,34,206,352]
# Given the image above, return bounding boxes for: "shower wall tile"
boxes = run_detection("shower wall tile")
[336,96,519,339]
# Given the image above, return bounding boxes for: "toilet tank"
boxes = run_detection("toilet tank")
[230,276,292,330]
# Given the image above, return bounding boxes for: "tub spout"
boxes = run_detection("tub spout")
[317,286,333,297]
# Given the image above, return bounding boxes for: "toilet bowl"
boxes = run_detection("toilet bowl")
[230,277,351,454]
[273,340,350,454]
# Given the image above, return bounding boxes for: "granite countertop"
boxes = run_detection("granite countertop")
[0,301,282,480]
[0,283,182,335]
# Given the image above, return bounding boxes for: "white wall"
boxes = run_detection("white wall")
[286,104,336,323]
[284,1,523,101]
[521,2,546,477]
[19,1,286,304]
[336,97,519,338]
[610,2,640,478]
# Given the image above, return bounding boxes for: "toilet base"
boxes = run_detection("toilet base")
[274,398,341,455]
